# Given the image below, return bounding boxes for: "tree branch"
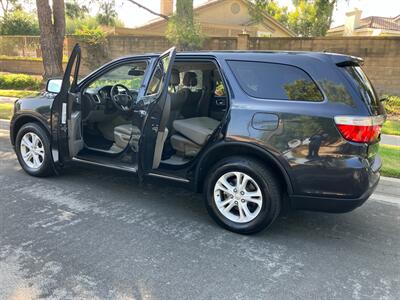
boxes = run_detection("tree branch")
[126,0,169,20]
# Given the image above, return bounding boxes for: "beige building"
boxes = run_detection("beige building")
[116,0,295,37]
[327,9,400,37]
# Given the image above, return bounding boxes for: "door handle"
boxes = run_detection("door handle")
[216,99,225,106]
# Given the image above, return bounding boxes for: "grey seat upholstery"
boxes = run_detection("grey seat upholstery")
[180,72,202,119]
[170,134,200,157]
[168,69,187,130]
[114,124,141,150]
[171,117,219,156]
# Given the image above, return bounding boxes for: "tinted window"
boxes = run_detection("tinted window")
[227,61,323,101]
[342,65,382,113]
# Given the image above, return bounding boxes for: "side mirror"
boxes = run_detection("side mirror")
[46,79,62,94]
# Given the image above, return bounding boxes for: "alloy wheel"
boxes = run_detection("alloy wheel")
[20,132,45,169]
[213,171,263,223]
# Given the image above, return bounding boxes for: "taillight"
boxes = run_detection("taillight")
[334,115,385,143]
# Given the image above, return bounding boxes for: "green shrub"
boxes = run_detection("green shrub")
[384,95,400,116]
[0,73,42,90]
[0,9,40,35]
[74,26,109,70]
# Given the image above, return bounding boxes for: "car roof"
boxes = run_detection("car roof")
[118,50,362,66]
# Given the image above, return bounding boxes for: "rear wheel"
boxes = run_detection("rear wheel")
[204,156,281,234]
[15,123,55,177]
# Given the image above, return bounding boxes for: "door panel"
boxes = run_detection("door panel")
[139,47,176,174]
[51,44,82,164]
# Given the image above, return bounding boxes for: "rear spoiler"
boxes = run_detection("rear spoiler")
[334,55,364,67]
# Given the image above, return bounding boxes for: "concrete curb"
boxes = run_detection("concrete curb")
[381,134,400,147]
[380,176,400,184]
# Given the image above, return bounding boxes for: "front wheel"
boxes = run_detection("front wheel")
[15,123,56,177]
[204,156,281,234]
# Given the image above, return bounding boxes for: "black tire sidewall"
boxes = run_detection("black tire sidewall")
[15,123,54,177]
[205,158,280,234]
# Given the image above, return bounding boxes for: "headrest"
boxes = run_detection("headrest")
[183,72,197,87]
[170,69,180,86]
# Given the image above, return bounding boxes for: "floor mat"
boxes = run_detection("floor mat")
[84,132,113,150]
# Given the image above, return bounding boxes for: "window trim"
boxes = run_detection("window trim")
[85,61,149,91]
[79,57,151,90]
[226,59,326,103]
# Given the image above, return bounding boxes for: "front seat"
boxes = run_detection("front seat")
[170,117,219,157]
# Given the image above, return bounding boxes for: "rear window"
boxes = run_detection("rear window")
[227,60,323,102]
[342,65,382,113]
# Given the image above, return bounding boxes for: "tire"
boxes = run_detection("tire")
[15,122,56,177]
[204,156,281,234]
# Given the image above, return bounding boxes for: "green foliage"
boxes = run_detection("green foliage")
[379,145,400,178]
[0,9,40,35]
[250,0,289,26]
[66,16,100,35]
[166,0,202,50]
[96,0,123,27]
[251,0,338,37]
[0,73,42,90]
[75,26,109,70]
[65,1,89,19]
[383,95,400,116]
[75,26,107,45]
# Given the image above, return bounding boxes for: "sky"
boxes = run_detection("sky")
[115,0,400,28]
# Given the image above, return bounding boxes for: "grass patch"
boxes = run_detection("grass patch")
[379,144,400,178]
[0,103,13,120]
[382,119,400,136]
[0,89,40,98]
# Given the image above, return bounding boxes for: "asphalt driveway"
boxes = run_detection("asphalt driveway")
[0,127,399,300]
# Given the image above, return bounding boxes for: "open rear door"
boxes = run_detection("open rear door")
[51,44,83,165]
[139,47,176,175]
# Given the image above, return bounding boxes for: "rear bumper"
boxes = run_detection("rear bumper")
[290,155,381,213]
[290,175,379,213]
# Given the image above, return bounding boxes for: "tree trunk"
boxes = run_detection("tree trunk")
[36,0,65,79]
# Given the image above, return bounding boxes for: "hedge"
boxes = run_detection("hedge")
[0,73,42,90]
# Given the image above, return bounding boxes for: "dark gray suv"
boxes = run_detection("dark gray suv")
[10,45,385,234]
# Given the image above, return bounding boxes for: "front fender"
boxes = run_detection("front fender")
[10,94,54,145]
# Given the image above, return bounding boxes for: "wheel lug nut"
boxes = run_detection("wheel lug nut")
[240,191,244,195]
[241,199,245,203]
[230,195,234,199]
[234,201,238,204]
[233,189,237,193]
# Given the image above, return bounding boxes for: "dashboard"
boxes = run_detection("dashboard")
[82,86,138,121]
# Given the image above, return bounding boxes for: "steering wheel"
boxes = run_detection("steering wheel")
[110,84,132,111]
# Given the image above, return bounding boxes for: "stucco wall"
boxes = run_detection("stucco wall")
[1,36,399,96]
[248,36,400,96]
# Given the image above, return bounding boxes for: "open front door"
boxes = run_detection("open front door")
[139,47,176,175]
[51,44,82,165]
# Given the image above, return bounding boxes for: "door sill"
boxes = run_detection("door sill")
[147,172,190,183]
[72,157,138,173]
